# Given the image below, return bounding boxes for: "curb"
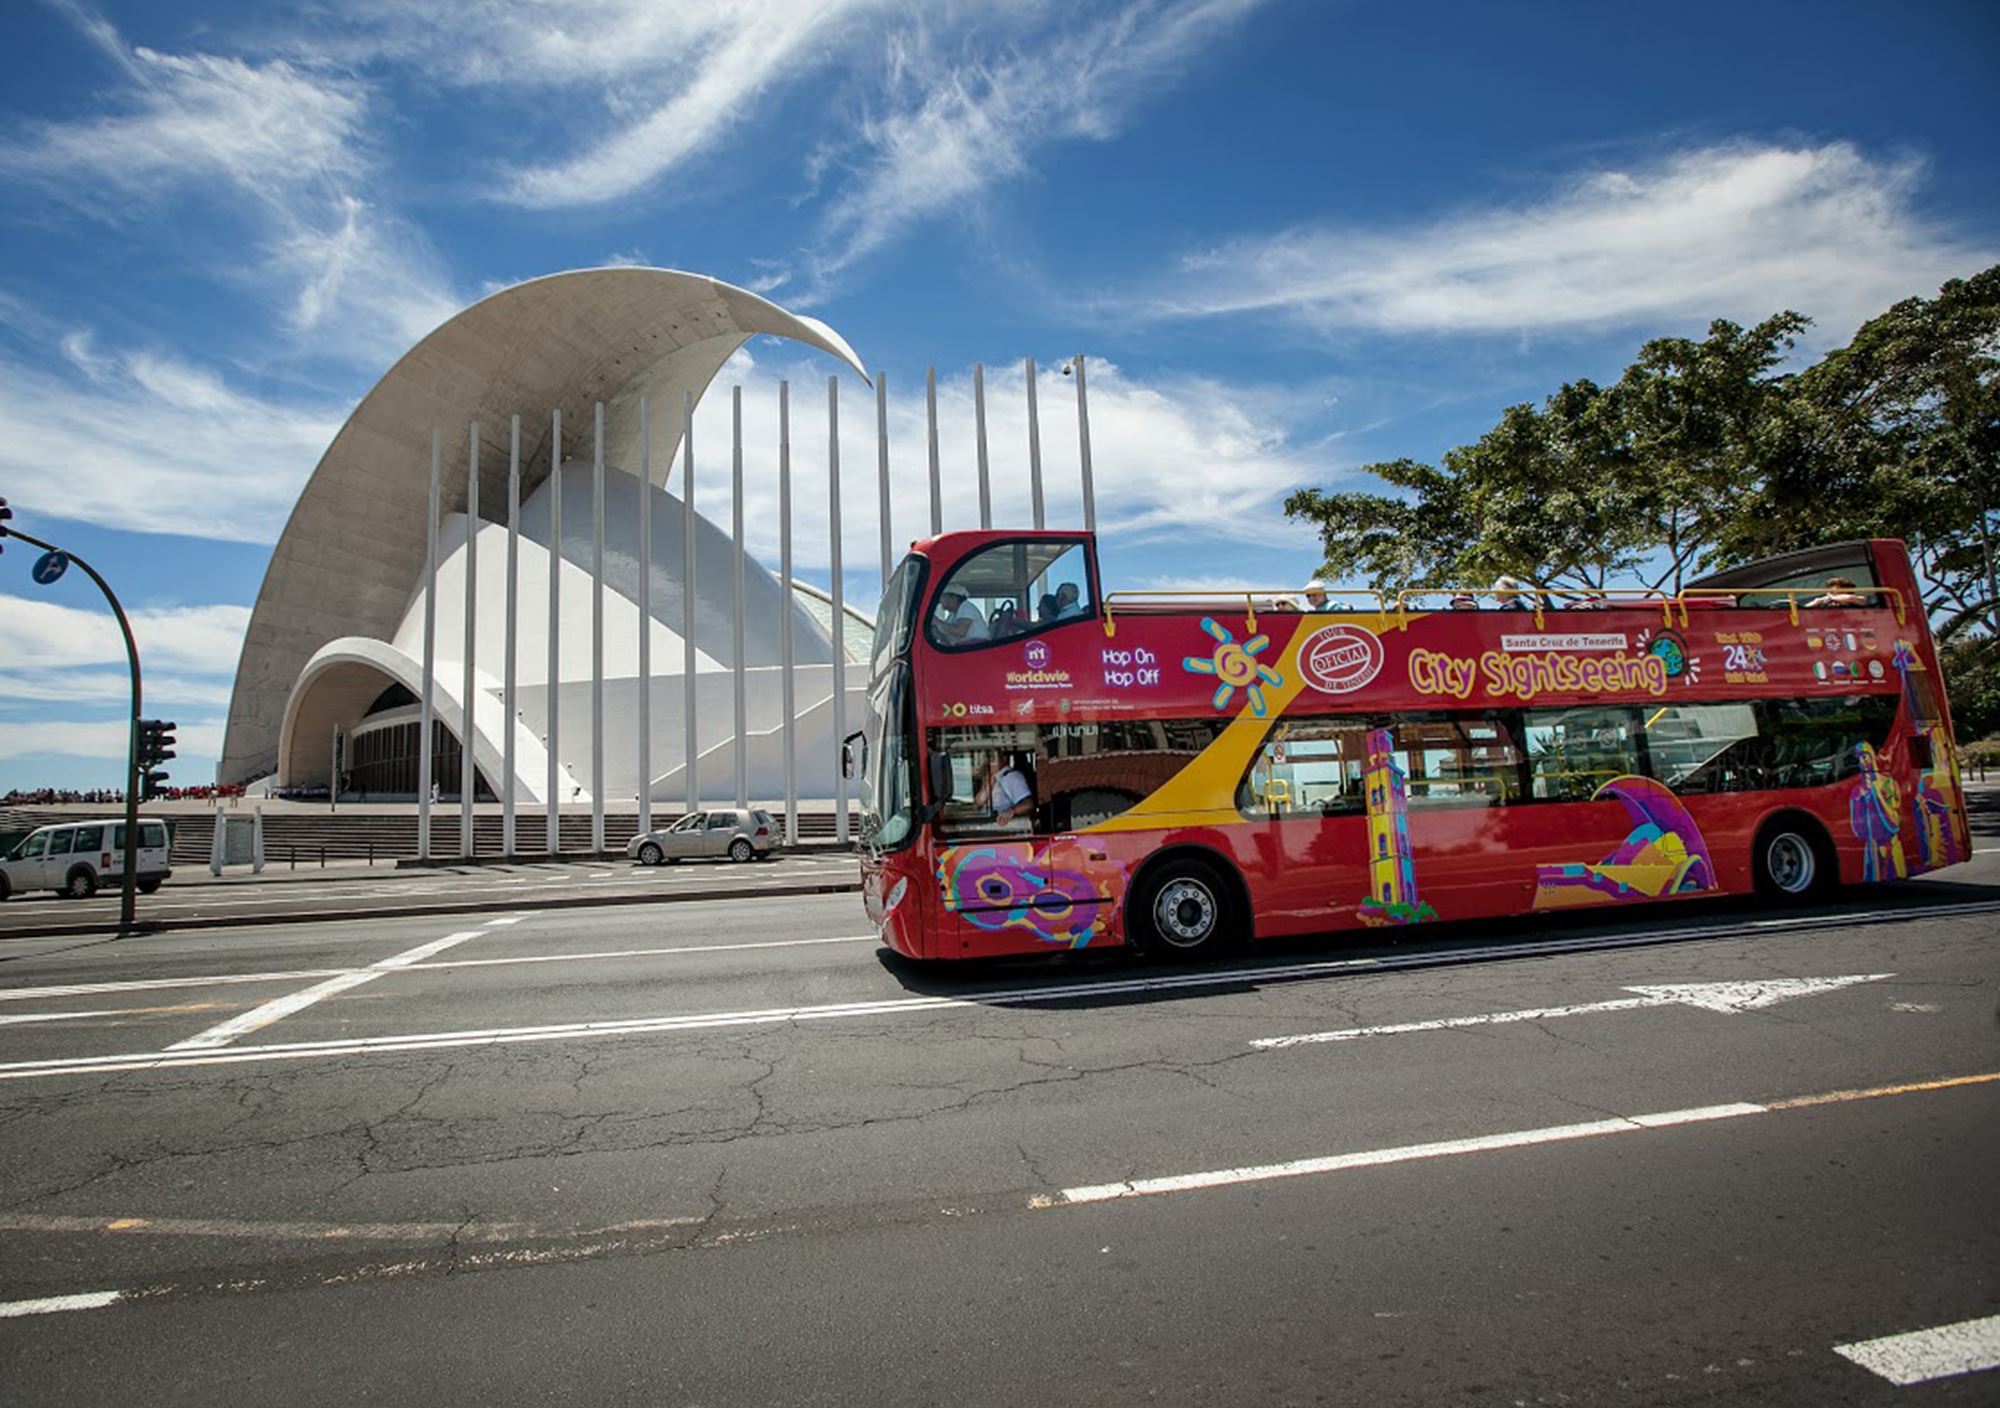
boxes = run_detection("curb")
[154,843,855,889]
[0,877,865,942]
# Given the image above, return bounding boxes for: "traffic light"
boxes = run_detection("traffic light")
[0,496,11,552]
[136,718,177,798]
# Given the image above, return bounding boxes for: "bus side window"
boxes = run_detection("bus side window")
[1523,706,1644,801]
[1236,717,1378,817]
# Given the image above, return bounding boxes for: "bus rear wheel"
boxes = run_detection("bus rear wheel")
[1133,858,1238,961]
[1754,821,1832,902]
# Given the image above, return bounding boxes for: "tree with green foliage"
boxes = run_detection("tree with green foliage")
[1287,268,1998,627]
[1285,313,1811,595]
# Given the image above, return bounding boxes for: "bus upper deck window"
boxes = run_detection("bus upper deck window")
[928,539,1094,650]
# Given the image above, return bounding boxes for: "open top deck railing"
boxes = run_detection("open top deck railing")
[1100,582,1908,637]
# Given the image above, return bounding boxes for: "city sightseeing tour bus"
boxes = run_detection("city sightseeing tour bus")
[852,531,1971,962]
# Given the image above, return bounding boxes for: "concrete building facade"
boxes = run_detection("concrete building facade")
[222,267,871,814]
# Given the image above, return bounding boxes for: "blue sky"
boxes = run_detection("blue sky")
[1,0,1995,790]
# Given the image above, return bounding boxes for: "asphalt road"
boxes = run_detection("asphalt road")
[0,850,1996,1404]
[0,851,864,938]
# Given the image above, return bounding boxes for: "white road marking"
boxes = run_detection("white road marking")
[0,1291,124,1317]
[1041,1104,1766,1206]
[1251,975,1894,1049]
[1038,1071,2000,1209]
[0,934,879,1008]
[0,1009,143,1027]
[0,970,347,1004]
[483,916,523,926]
[414,933,880,971]
[166,931,487,1051]
[1834,1313,2000,1386]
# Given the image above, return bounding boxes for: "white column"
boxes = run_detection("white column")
[926,364,942,535]
[461,423,479,858]
[546,410,562,854]
[974,362,991,529]
[591,401,605,854]
[637,397,652,839]
[875,371,892,584]
[732,386,749,810]
[682,391,699,813]
[503,415,520,857]
[779,380,797,846]
[418,430,439,859]
[1074,354,1096,533]
[1026,356,1045,529]
[829,375,848,845]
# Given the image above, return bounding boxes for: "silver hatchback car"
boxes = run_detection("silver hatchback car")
[627,808,778,865]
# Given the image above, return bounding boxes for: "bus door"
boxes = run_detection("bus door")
[926,722,1139,953]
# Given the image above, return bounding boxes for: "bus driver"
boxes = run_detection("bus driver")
[936,587,989,643]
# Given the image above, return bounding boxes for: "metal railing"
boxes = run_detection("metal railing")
[1102,582,1909,636]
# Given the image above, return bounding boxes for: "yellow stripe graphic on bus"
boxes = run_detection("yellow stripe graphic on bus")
[1084,611,1418,835]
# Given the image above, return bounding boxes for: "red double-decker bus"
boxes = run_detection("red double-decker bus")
[854,531,1972,961]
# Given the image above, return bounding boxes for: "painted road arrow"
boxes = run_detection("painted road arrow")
[1250,974,1894,1050]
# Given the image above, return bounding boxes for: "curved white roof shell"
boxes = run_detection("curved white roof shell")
[221,267,867,785]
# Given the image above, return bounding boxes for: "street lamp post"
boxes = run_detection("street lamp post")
[0,504,147,933]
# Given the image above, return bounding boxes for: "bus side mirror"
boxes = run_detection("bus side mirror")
[840,730,867,780]
[928,752,953,804]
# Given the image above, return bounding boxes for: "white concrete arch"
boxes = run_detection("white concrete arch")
[280,637,562,806]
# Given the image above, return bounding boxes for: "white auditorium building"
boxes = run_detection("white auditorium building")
[219,268,874,808]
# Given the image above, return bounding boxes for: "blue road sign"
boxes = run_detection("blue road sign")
[31,550,69,585]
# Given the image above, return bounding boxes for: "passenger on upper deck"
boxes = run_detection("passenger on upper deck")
[1055,581,1086,619]
[936,587,989,643]
[1807,576,1868,607]
[1492,575,1535,611]
[1449,593,1478,610]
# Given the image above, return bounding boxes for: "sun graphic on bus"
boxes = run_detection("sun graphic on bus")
[1182,617,1284,716]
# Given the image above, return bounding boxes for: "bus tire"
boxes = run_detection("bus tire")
[1753,817,1833,901]
[64,866,98,900]
[1131,856,1240,961]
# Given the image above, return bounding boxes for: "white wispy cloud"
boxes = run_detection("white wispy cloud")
[0,8,458,367]
[808,0,1264,284]
[0,593,253,675]
[0,672,234,708]
[1139,142,1997,342]
[0,592,242,767]
[0,719,225,764]
[0,336,342,542]
[498,0,873,208]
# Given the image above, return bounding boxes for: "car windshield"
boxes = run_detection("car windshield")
[670,814,704,832]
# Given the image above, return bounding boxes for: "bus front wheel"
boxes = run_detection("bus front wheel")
[1754,820,1833,901]
[1133,858,1238,961]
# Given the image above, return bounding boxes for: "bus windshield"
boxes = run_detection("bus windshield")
[859,664,916,851]
[870,557,926,681]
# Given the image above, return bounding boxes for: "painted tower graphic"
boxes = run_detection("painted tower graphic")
[1890,639,1970,870]
[1356,728,1433,925]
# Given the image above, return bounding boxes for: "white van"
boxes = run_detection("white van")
[0,819,173,900]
